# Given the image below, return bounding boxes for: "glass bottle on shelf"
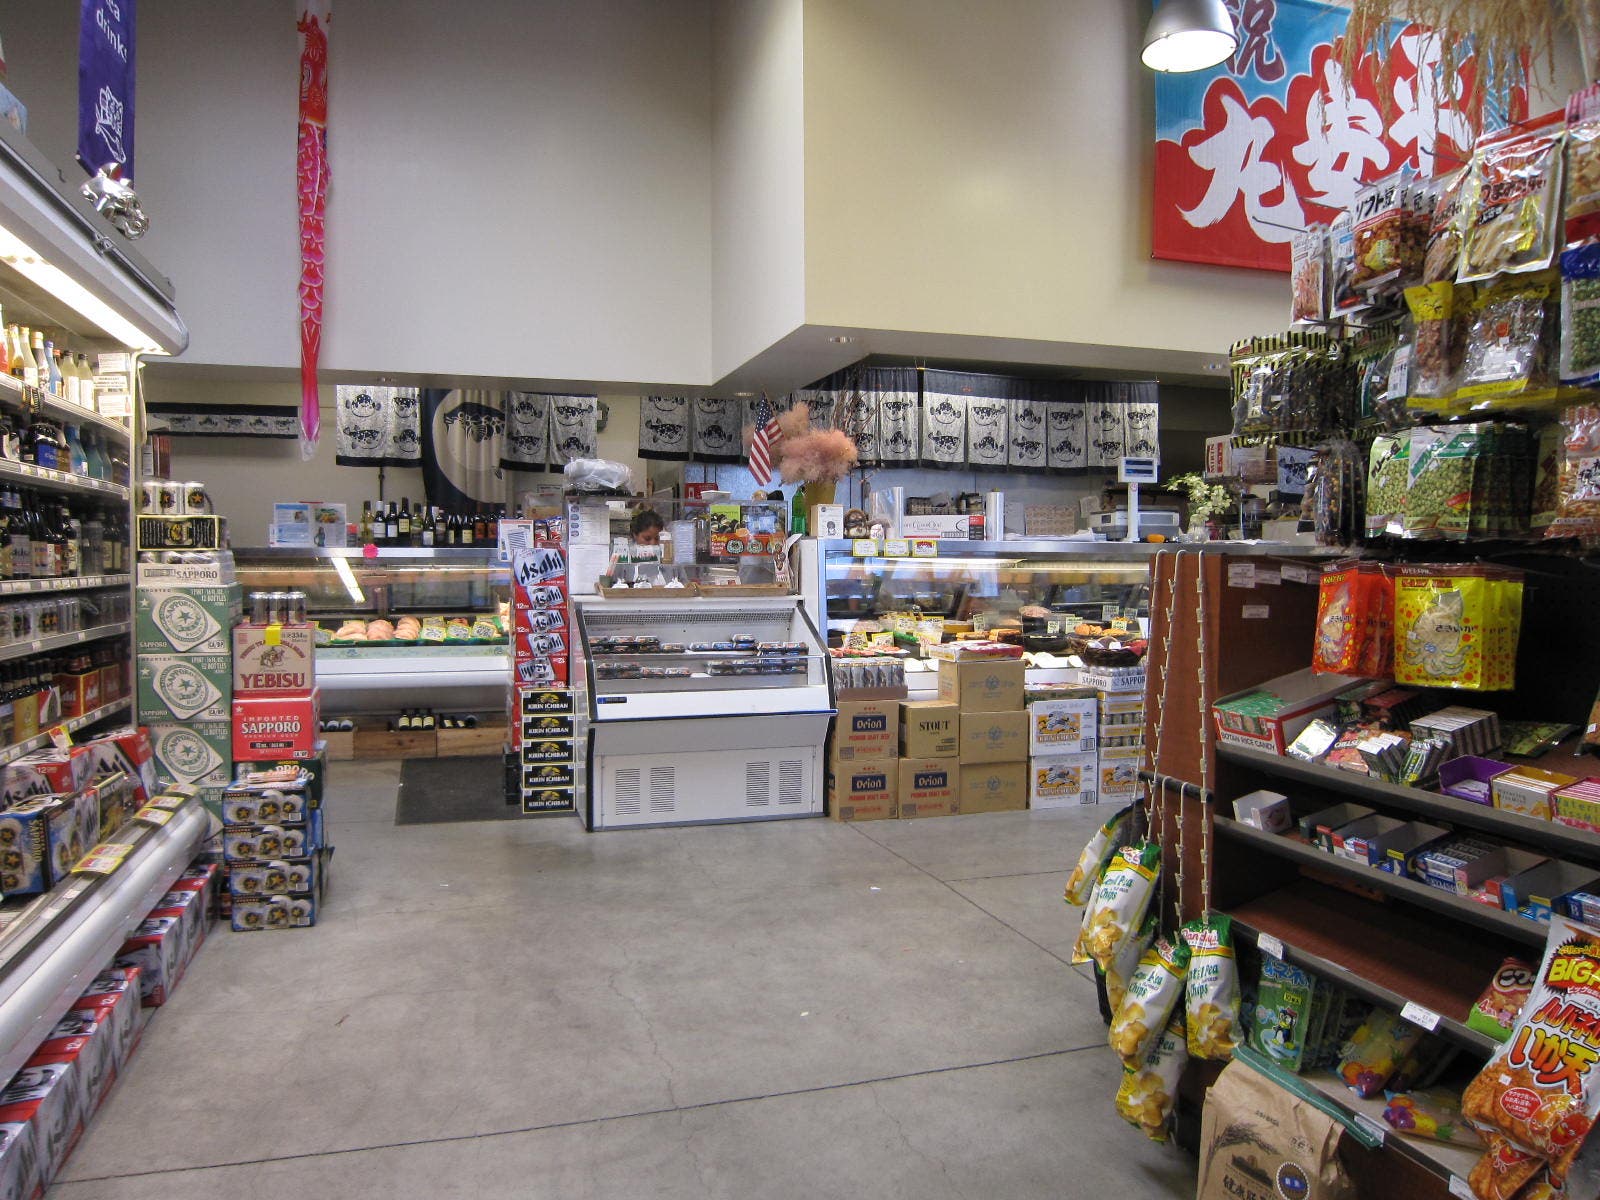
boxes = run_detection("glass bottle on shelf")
[5,327,23,381]
[60,350,78,406]
[383,502,397,544]
[31,500,55,579]
[44,343,61,399]
[420,506,435,548]
[359,501,373,544]
[9,489,29,580]
[790,485,806,536]
[16,330,36,389]
[431,506,446,548]
[472,508,488,544]
[64,424,87,475]
[59,504,79,576]
[30,333,49,394]
[459,510,475,547]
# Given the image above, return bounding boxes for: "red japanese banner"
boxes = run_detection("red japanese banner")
[1153,0,1523,272]
[297,3,330,458]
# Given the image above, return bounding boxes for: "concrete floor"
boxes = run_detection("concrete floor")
[51,761,1196,1199]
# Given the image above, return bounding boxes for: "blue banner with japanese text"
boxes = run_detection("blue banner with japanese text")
[78,0,135,180]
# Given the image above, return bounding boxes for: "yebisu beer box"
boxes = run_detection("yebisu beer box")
[137,654,233,723]
[232,624,315,695]
[135,585,242,655]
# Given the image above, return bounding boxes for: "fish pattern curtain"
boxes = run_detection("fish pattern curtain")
[500,393,552,470]
[638,396,692,460]
[1086,383,1127,469]
[334,385,421,467]
[691,398,744,463]
[546,394,599,464]
[1123,382,1161,462]
[1046,397,1088,471]
[868,367,919,466]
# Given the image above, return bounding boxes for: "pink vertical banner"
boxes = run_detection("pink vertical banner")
[296,2,330,459]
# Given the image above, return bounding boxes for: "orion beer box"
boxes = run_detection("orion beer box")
[232,625,316,695]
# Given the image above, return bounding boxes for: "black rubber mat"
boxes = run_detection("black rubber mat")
[395,755,523,825]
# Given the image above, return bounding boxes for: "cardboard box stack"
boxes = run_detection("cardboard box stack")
[135,546,242,819]
[230,601,321,770]
[1081,664,1149,807]
[899,698,960,818]
[827,696,898,820]
[220,763,331,930]
[1027,686,1100,809]
[507,524,578,815]
[941,655,1028,815]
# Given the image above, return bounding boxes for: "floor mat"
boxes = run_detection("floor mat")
[395,755,522,825]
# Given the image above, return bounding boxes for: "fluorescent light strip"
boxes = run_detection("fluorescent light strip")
[331,555,366,605]
[0,223,168,352]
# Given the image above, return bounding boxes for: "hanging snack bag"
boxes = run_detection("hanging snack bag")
[1463,916,1600,1185]
[1115,1015,1187,1142]
[1110,934,1190,1069]
[1292,225,1328,324]
[1367,432,1409,538]
[1460,274,1556,403]
[1395,565,1523,691]
[1072,840,1160,969]
[1063,804,1132,907]
[1406,281,1462,404]
[1545,404,1600,546]
[1533,422,1567,534]
[1353,174,1409,292]
[1106,914,1158,1013]
[1382,1089,1485,1147]
[1313,560,1370,675]
[1250,956,1318,1071]
[1459,114,1565,283]
[1181,914,1240,1061]
[1561,243,1600,386]
[1329,210,1361,314]
[1425,166,1470,284]
[1337,1007,1425,1098]
[1566,83,1600,245]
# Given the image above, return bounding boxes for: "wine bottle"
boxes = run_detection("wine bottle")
[59,504,79,576]
[384,502,398,544]
[420,506,435,548]
[30,333,49,394]
[397,497,412,543]
[10,491,30,581]
[421,710,436,730]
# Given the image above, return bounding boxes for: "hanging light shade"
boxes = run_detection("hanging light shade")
[1141,0,1238,72]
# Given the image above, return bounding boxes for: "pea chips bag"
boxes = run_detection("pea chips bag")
[1072,841,1160,970]
[1110,935,1190,1069]
[1115,1015,1187,1142]
[1105,914,1158,1014]
[1181,914,1240,1061]
[1063,805,1132,907]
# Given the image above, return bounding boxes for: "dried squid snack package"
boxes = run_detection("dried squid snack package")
[1106,914,1158,1015]
[1561,244,1600,386]
[1395,566,1494,691]
[1460,114,1566,283]
[1072,840,1160,968]
[1115,1015,1187,1142]
[1291,225,1328,324]
[1110,934,1190,1069]
[1463,917,1600,1185]
[1063,804,1132,907]
[1546,404,1600,547]
[1312,560,1368,676]
[1182,914,1240,1061]
[1425,165,1470,284]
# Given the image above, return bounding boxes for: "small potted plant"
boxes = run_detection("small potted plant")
[1168,473,1234,541]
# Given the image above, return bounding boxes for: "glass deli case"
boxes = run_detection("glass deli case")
[573,594,833,830]
[232,548,510,714]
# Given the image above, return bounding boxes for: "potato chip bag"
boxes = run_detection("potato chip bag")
[1382,1088,1484,1147]
[1181,914,1240,1061]
[1115,1015,1187,1142]
[1072,841,1160,969]
[1463,917,1600,1185]
[1338,1007,1424,1098]
[1106,914,1157,1014]
[1111,935,1189,1069]
[1063,805,1132,907]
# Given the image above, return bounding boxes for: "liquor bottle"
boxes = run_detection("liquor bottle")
[30,332,49,393]
[59,504,79,576]
[420,506,435,548]
[17,330,37,388]
[397,497,412,543]
[10,491,30,580]
[488,506,500,544]
[359,501,374,544]
[64,425,86,475]
[458,510,474,546]
[397,709,413,731]
[5,327,23,380]
[421,710,436,730]
[384,502,397,544]
[0,491,11,581]
[60,350,79,406]
[75,354,95,411]
[431,506,446,547]
[32,501,55,578]
[473,508,488,544]
[45,343,62,398]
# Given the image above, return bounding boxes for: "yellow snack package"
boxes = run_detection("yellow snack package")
[1115,1015,1187,1142]
[1181,914,1240,1061]
[1110,934,1189,1070]
[1106,914,1157,1014]
[1064,805,1133,908]
[1071,841,1161,969]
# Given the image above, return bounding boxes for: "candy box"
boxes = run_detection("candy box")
[1211,669,1352,755]
[231,689,322,761]
[136,653,232,722]
[1299,802,1375,851]
[0,1058,81,1192]
[1415,838,1507,894]
[1438,756,1510,805]
[1331,814,1410,865]
[115,914,185,1007]
[1493,765,1579,821]
[80,727,158,803]
[1499,860,1600,922]
[1555,778,1600,834]
[1232,789,1290,834]
[1377,822,1451,876]
[71,966,143,1077]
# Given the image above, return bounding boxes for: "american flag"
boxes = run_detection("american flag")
[748,393,782,486]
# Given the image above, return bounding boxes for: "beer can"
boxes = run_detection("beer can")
[181,481,213,515]
[250,591,270,624]
[138,481,163,514]
[156,481,182,515]
[265,591,288,625]
[286,590,307,624]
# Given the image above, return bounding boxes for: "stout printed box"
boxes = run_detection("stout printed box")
[134,585,243,654]
[137,653,233,723]
[148,722,233,791]
[232,624,317,695]
[232,690,322,760]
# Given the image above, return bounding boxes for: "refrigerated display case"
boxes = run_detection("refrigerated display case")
[232,548,510,714]
[572,594,833,829]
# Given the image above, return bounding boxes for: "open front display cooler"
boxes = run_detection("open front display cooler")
[573,594,833,829]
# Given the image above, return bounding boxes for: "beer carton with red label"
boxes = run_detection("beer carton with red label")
[232,624,316,695]
[232,689,322,760]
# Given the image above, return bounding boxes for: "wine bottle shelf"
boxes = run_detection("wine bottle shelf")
[0,459,129,500]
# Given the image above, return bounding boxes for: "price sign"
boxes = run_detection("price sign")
[1257,933,1284,959]
[1280,564,1315,584]
[1353,1113,1387,1146]
[1401,1001,1441,1032]
[73,843,134,875]
[134,805,174,826]
[1227,562,1256,588]
[1449,1176,1475,1200]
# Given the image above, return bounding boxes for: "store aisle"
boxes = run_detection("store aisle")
[52,764,1192,1200]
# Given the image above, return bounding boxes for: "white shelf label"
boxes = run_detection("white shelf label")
[1256,567,1281,586]
[1281,564,1315,584]
[1227,562,1256,589]
[1353,1113,1387,1145]
[1242,605,1270,620]
[1401,1001,1441,1032]
[1449,1176,1474,1200]
[1257,933,1284,959]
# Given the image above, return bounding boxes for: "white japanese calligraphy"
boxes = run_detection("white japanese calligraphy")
[1388,33,1473,176]
[1293,58,1390,211]
[1180,91,1304,241]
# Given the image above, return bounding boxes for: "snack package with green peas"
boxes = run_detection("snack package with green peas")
[1562,242,1600,386]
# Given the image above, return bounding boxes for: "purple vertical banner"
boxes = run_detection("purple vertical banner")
[78,0,136,180]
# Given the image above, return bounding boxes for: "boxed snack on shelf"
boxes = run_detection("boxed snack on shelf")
[899,700,957,759]
[1554,777,1600,833]
[1212,669,1354,755]
[136,652,232,723]
[1330,813,1411,865]
[1411,705,1502,755]
[1376,822,1451,877]
[897,758,959,818]
[1415,837,1507,895]
[134,584,242,655]
[1438,755,1512,805]
[1029,694,1098,755]
[1232,789,1290,833]
[1493,765,1580,821]
[1030,753,1098,808]
[957,710,1028,764]
[958,762,1027,814]
[1497,859,1600,923]
[1466,957,1535,1043]
[826,761,898,821]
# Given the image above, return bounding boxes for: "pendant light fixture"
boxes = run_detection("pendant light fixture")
[1141,0,1238,72]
